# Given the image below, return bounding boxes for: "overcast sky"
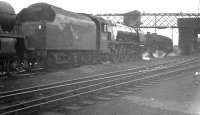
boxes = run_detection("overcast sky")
[6,0,200,14]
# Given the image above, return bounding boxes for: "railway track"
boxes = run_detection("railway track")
[0,57,193,97]
[0,56,199,115]
[0,56,190,79]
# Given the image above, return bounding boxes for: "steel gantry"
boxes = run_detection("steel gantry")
[97,13,200,29]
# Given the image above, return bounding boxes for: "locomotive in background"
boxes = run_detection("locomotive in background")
[142,32,173,59]
[0,2,173,77]
[120,10,173,59]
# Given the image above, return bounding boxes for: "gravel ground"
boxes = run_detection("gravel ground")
[0,56,185,92]
[43,63,200,115]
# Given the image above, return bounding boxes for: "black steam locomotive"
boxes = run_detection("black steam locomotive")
[17,3,142,66]
[0,2,173,77]
[0,1,28,76]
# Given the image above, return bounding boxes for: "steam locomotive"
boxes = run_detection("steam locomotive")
[0,2,173,76]
[17,3,142,66]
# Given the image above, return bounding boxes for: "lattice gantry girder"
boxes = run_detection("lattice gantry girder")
[98,13,200,28]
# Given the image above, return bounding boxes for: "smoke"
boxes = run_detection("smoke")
[152,50,166,58]
[142,51,151,60]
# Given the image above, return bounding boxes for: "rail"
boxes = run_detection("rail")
[0,56,199,115]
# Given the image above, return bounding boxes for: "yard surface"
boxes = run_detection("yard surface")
[43,65,200,115]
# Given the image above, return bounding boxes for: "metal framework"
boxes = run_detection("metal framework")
[97,13,200,28]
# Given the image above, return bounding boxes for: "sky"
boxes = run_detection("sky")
[6,0,200,14]
[5,0,200,45]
